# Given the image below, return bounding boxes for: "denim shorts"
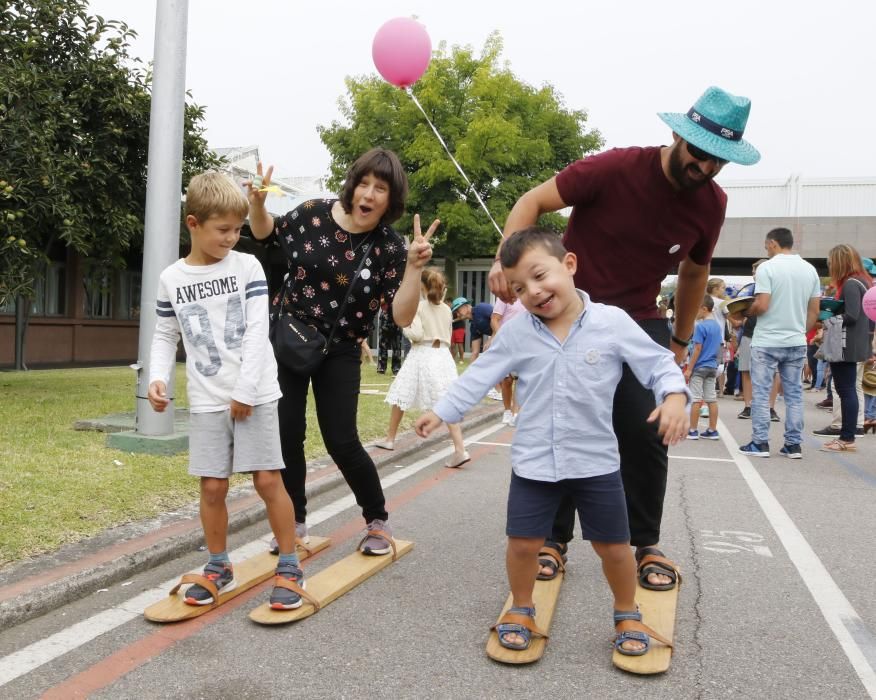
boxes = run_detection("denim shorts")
[188,400,283,478]
[506,470,630,543]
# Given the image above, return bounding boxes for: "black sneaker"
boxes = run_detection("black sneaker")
[737,407,751,419]
[739,440,770,457]
[269,563,305,610]
[185,561,236,605]
[816,426,866,436]
[780,444,802,459]
[770,409,781,422]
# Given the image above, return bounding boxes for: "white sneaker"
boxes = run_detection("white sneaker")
[508,413,518,427]
[502,410,513,425]
[269,521,309,554]
[487,389,503,401]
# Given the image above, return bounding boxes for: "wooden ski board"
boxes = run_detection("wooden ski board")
[248,539,414,625]
[486,572,564,664]
[612,582,679,675]
[144,536,331,623]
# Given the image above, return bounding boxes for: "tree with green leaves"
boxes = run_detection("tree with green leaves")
[0,0,221,366]
[318,32,603,288]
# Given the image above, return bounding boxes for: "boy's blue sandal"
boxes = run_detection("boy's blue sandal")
[613,609,673,657]
[635,547,682,592]
[492,606,547,651]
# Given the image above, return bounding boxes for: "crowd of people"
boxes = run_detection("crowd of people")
[675,234,876,455]
[144,84,874,661]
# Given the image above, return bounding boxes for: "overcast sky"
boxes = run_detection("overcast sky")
[88,0,874,186]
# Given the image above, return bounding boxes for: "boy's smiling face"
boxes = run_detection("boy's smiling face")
[186,213,244,264]
[503,245,580,322]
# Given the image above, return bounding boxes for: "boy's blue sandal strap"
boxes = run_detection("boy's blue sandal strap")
[613,609,673,656]
[272,576,321,610]
[170,574,220,607]
[492,607,547,650]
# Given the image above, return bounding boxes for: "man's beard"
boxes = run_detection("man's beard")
[668,144,713,191]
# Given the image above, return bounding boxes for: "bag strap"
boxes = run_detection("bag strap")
[324,238,376,349]
[276,237,376,350]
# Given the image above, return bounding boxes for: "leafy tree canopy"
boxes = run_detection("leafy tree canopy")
[318,32,603,260]
[0,0,222,306]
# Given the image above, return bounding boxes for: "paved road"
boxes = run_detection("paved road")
[2,392,875,698]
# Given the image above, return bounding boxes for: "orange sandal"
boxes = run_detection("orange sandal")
[820,438,856,452]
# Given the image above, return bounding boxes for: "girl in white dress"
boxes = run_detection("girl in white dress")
[376,268,470,467]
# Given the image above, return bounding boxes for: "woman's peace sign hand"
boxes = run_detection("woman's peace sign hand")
[407,214,439,270]
[244,162,274,209]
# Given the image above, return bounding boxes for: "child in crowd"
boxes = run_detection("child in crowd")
[686,295,723,440]
[148,172,306,610]
[450,307,466,364]
[377,268,470,468]
[415,227,689,658]
[491,297,526,425]
[451,297,494,363]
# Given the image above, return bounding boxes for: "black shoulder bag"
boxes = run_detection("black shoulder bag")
[270,238,375,375]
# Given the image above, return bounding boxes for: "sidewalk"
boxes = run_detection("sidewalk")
[0,402,504,630]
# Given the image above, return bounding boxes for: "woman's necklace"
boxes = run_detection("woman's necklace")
[345,232,371,261]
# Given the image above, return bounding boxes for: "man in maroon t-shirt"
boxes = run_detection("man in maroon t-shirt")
[489,86,760,590]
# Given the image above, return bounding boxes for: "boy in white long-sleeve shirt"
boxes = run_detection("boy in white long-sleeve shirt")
[148,172,309,611]
[415,227,689,661]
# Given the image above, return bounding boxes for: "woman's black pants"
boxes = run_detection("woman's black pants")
[277,340,388,524]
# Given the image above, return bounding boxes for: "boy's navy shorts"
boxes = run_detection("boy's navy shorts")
[506,470,630,543]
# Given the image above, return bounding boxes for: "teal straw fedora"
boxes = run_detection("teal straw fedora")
[658,86,761,166]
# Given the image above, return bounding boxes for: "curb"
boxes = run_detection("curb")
[0,405,503,630]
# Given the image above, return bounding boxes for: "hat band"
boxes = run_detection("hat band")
[686,108,743,141]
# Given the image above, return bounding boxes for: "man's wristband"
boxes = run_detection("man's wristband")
[670,334,691,347]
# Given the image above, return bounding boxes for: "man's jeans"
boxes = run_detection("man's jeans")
[750,345,807,445]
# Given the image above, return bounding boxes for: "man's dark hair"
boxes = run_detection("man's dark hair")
[499,226,567,268]
[339,148,408,225]
[766,227,794,250]
[702,294,714,311]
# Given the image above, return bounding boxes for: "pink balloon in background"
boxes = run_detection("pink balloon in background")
[372,17,432,88]
[863,285,876,322]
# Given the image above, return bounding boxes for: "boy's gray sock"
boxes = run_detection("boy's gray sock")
[208,550,231,565]
[278,552,300,568]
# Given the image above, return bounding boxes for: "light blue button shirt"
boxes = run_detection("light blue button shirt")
[433,291,689,482]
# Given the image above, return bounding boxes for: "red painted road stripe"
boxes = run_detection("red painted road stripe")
[40,441,500,699]
[0,465,344,605]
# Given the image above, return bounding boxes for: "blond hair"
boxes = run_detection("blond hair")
[185,171,249,222]
[421,267,447,305]
[706,277,725,295]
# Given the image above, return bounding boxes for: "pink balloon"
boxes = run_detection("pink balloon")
[372,17,431,88]
[863,285,876,322]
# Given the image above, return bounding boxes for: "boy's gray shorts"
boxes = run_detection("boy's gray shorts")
[188,400,284,478]
[689,368,718,403]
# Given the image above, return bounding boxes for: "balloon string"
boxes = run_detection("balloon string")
[406,88,504,238]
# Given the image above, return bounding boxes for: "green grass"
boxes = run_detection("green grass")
[0,360,450,566]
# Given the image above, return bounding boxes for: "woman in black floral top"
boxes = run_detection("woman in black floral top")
[248,148,438,556]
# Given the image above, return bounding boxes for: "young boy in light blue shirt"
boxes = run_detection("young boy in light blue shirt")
[685,295,724,440]
[415,227,689,661]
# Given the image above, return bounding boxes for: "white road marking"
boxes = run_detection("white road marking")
[717,417,876,697]
[0,422,504,688]
[470,441,512,447]
[670,455,736,463]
